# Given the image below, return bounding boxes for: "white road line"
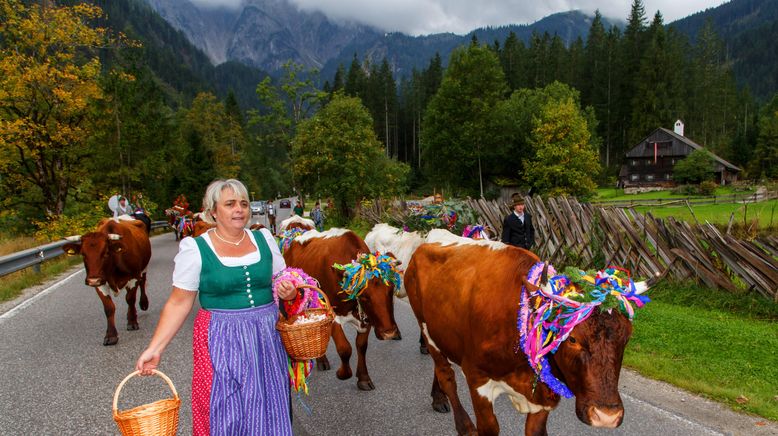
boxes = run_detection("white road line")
[0,268,84,323]
[621,392,725,435]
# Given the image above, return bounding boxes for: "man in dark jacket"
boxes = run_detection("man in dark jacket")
[501,193,535,250]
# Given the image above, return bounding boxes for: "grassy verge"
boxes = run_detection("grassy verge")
[636,199,778,228]
[0,256,82,303]
[595,186,753,201]
[625,280,778,421]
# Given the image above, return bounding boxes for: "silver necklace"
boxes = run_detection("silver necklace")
[212,229,246,246]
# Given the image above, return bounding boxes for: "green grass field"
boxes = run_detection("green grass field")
[625,281,778,421]
[636,199,778,227]
[595,186,754,201]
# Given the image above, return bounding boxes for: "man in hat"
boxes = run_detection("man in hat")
[501,193,535,250]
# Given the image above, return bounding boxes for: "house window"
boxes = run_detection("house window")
[645,174,655,182]
[630,160,638,167]
[665,173,672,180]
[630,174,639,182]
[671,158,676,165]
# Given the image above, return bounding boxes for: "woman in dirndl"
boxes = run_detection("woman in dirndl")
[136,179,297,435]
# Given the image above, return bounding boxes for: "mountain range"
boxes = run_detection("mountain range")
[142,0,624,79]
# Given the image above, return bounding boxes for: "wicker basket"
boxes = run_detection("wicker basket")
[276,285,334,360]
[113,370,180,436]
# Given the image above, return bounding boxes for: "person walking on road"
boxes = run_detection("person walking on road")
[135,179,298,435]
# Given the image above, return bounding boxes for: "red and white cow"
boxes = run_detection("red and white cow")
[283,228,400,390]
[404,230,651,435]
[62,218,151,345]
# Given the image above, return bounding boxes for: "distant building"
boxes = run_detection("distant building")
[618,121,741,188]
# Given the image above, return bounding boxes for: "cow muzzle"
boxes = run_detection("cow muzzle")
[586,405,624,428]
[86,277,106,287]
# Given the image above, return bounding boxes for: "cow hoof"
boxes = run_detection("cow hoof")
[357,380,375,391]
[336,367,353,380]
[392,330,402,340]
[316,357,330,371]
[103,337,118,346]
[432,400,451,413]
[127,323,139,331]
[420,344,429,354]
[140,300,149,311]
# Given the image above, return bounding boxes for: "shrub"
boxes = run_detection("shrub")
[674,149,715,184]
[698,180,718,195]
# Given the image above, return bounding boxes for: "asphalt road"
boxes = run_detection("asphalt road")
[0,232,775,435]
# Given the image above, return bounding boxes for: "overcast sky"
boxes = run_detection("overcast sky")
[189,0,728,35]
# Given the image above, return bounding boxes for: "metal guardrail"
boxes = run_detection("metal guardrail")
[0,221,169,278]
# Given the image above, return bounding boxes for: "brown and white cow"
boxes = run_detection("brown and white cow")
[62,218,151,346]
[404,230,650,435]
[283,228,400,390]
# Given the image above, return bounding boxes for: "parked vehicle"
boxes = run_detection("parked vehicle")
[250,201,265,215]
[279,199,291,208]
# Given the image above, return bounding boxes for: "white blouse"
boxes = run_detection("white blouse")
[172,228,286,291]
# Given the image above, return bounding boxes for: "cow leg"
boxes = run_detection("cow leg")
[464,372,500,436]
[354,327,374,391]
[330,322,353,381]
[428,348,476,435]
[95,289,119,346]
[431,376,450,413]
[524,410,550,436]
[419,332,429,354]
[125,285,139,331]
[138,272,149,311]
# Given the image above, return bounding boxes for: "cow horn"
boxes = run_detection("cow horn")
[64,235,82,242]
[108,233,122,240]
[634,272,660,295]
[393,259,403,267]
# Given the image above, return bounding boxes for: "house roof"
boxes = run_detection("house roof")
[628,128,741,172]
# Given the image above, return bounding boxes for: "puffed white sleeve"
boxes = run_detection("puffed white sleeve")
[261,228,286,275]
[172,237,201,291]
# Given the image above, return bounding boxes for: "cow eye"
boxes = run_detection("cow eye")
[568,337,577,344]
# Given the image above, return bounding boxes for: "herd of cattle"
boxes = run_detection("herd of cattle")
[61,213,653,435]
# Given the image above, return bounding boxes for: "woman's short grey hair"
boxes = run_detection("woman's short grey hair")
[201,179,250,224]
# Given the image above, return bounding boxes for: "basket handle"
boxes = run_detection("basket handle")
[112,369,179,414]
[295,284,333,313]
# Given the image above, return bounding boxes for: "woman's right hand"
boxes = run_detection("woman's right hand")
[135,348,161,376]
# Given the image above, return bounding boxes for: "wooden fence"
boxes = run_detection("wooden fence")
[588,191,778,208]
[361,197,777,300]
[465,197,777,301]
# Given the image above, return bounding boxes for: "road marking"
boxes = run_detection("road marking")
[620,392,724,434]
[0,268,83,323]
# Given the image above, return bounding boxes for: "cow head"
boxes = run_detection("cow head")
[521,264,651,428]
[332,252,402,340]
[63,232,124,287]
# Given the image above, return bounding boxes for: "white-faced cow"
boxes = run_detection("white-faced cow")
[279,214,315,233]
[404,229,651,435]
[364,223,424,298]
[63,218,151,345]
[283,228,401,390]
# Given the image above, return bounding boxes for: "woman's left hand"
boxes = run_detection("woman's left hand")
[276,280,297,300]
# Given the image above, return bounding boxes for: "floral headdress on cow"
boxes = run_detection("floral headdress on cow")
[517,262,651,398]
[278,227,309,254]
[332,252,402,301]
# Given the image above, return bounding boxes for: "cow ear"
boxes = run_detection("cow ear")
[62,243,81,256]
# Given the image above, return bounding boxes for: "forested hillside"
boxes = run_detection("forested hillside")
[670,0,778,101]
[85,0,268,109]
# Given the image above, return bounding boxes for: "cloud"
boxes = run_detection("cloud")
[189,0,244,9]
[286,0,725,36]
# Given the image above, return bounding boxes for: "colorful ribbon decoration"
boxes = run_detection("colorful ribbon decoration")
[278,227,308,254]
[332,252,402,301]
[517,262,650,398]
[272,267,324,395]
[462,224,488,240]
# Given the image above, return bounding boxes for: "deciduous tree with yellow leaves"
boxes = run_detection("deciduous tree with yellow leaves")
[0,1,110,216]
